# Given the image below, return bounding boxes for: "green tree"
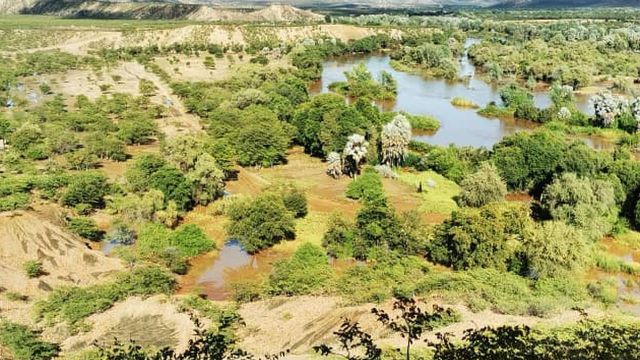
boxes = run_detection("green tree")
[429,203,533,271]
[61,172,108,209]
[226,193,295,253]
[187,154,225,205]
[457,162,508,207]
[234,121,290,167]
[520,221,587,279]
[540,173,617,241]
[68,217,103,241]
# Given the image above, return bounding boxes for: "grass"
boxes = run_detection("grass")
[403,112,440,131]
[34,266,175,330]
[615,231,640,250]
[272,212,330,253]
[451,97,479,109]
[416,268,590,317]
[397,170,459,214]
[593,250,640,275]
[0,320,60,360]
[477,103,515,118]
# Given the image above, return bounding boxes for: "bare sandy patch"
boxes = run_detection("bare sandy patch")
[238,295,602,356]
[0,205,123,306]
[60,295,196,354]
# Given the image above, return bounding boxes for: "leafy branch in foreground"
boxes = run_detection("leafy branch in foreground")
[372,297,456,360]
[313,319,381,360]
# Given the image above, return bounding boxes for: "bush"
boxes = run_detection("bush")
[520,221,587,279]
[337,254,429,303]
[23,260,43,278]
[457,162,507,207]
[281,186,308,218]
[0,321,60,360]
[61,172,108,210]
[68,217,103,241]
[268,243,334,296]
[540,173,617,241]
[345,168,384,201]
[429,202,533,271]
[137,223,213,258]
[226,193,295,253]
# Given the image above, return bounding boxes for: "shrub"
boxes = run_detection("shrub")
[23,260,43,278]
[345,168,384,201]
[68,217,103,241]
[170,224,214,257]
[403,112,440,131]
[540,173,617,241]
[520,221,587,279]
[226,193,295,253]
[429,202,533,271]
[430,319,640,359]
[281,186,308,218]
[457,162,507,207]
[137,223,213,258]
[450,97,479,108]
[268,243,334,296]
[61,172,108,210]
[337,254,429,303]
[0,321,60,360]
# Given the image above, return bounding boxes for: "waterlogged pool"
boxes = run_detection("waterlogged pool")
[312,38,602,149]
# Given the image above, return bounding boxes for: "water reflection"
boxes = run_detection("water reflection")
[313,38,595,148]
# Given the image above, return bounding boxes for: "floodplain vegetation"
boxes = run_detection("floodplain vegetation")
[0,7,640,360]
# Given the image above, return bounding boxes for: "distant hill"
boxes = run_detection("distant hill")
[0,0,638,17]
[498,0,640,8]
[0,0,325,22]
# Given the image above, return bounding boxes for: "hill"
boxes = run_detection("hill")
[498,0,640,7]
[0,0,324,22]
[0,206,122,297]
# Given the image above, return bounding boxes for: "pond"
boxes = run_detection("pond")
[311,38,600,149]
[179,240,286,300]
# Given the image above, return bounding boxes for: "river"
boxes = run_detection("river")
[311,38,604,149]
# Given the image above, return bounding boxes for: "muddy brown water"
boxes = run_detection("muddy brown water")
[311,38,611,149]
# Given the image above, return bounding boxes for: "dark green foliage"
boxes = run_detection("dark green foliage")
[268,243,333,296]
[492,131,566,191]
[0,320,60,360]
[149,166,194,211]
[226,193,296,253]
[170,224,214,258]
[499,84,534,109]
[234,120,290,167]
[323,214,357,259]
[61,171,108,209]
[35,266,175,329]
[429,203,533,271]
[292,93,376,157]
[416,145,487,183]
[68,217,103,241]
[430,320,640,360]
